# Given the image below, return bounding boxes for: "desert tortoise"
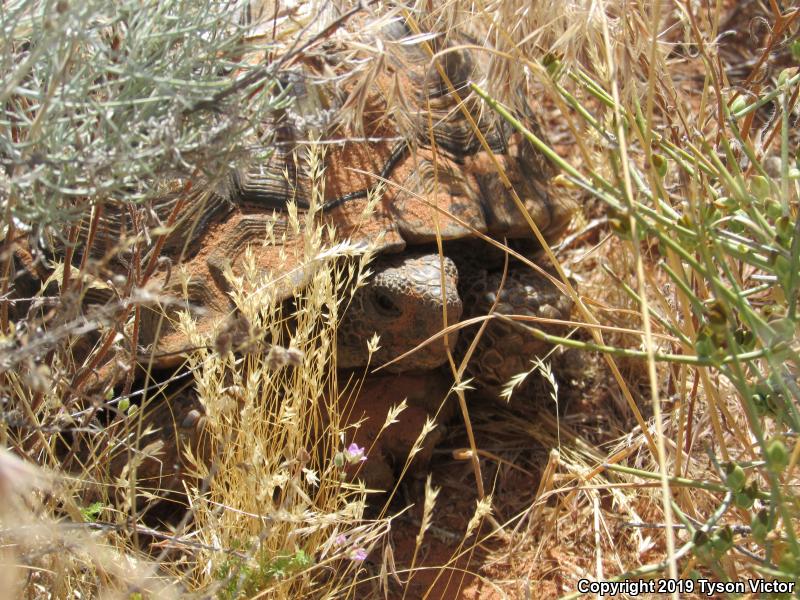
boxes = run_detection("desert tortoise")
[57,17,575,390]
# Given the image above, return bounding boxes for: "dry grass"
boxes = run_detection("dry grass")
[2,0,800,598]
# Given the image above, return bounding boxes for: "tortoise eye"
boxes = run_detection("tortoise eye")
[373,291,402,317]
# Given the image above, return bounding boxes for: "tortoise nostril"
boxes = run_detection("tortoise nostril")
[374,290,402,317]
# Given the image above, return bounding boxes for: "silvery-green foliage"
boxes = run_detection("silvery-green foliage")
[0,0,285,236]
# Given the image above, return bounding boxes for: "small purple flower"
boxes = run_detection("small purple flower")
[350,548,368,562]
[335,534,347,545]
[345,442,367,464]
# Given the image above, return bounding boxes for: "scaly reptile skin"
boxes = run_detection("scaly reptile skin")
[40,16,576,385]
[6,13,582,500]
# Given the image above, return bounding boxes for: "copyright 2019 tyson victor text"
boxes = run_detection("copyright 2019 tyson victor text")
[576,577,795,596]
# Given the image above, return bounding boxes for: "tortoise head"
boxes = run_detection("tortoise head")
[337,252,462,371]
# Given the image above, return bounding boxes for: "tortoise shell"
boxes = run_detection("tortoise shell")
[76,18,574,376]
